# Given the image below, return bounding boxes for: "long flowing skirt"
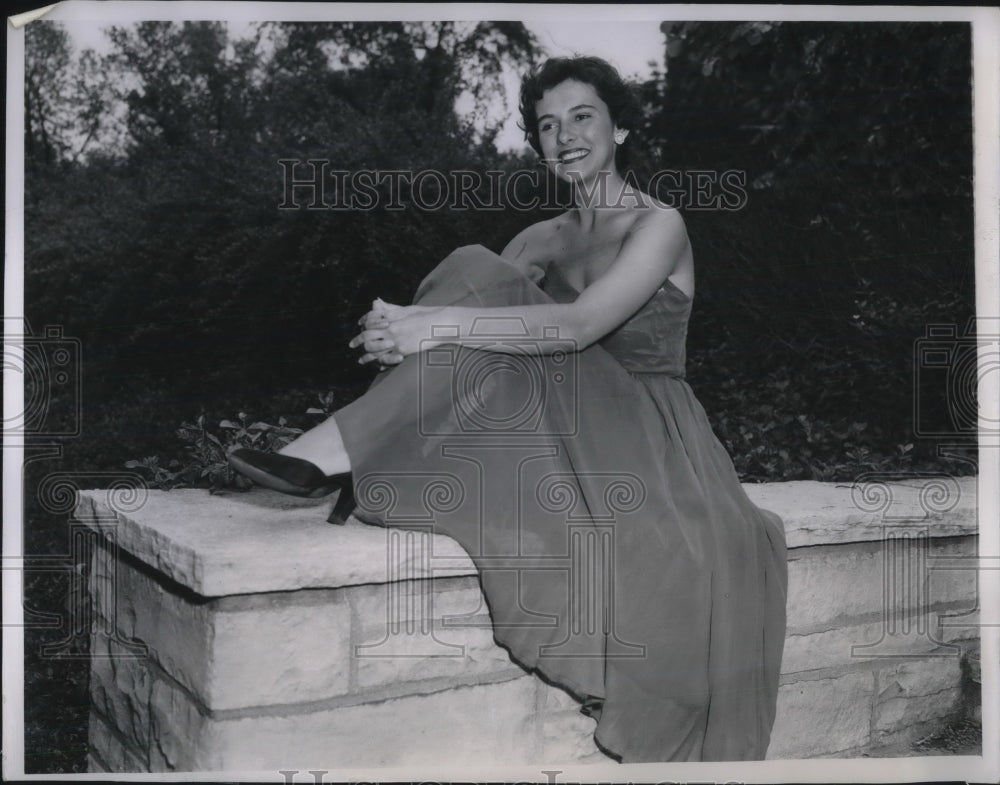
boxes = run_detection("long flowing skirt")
[334,245,787,761]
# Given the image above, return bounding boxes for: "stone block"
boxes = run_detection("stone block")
[745,476,976,549]
[104,548,353,710]
[87,752,107,773]
[787,532,977,635]
[782,617,959,673]
[538,708,600,764]
[538,680,583,713]
[350,577,487,635]
[88,710,148,773]
[935,617,981,646]
[766,671,873,758]
[534,679,606,763]
[88,711,115,772]
[431,576,494,619]
[927,537,980,609]
[354,622,521,692]
[350,580,518,691]
[148,675,541,770]
[76,479,977,598]
[787,544,894,631]
[873,657,964,747]
[148,676,212,771]
[76,489,478,597]
[103,548,215,705]
[89,630,153,751]
[77,478,980,771]
[209,596,352,709]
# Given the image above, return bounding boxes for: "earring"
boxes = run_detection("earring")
[614,132,627,144]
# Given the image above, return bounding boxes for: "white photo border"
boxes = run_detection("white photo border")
[4,2,998,782]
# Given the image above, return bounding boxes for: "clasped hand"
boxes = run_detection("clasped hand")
[349,299,443,367]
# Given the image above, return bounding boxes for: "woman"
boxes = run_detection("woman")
[230,56,787,762]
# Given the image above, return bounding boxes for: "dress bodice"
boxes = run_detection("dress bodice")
[542,263,691,378]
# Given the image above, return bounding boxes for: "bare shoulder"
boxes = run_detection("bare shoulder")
[626,195,688,240]
[500,216,563,280]
[622,196,694,296]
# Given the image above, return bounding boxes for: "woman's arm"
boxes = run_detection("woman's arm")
[499,221,552,285]
[353,207,691,362]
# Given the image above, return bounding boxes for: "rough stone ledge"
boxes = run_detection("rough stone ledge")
[777,647,965,685]
[76,475,977,598]
[207,665,534,722]
[118,618,531,720]
[89,707,148,772]
[786,598,983,638]
[745,476,976,549]
[74,489,477,597]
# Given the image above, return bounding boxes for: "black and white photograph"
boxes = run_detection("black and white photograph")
[3,2,998,781]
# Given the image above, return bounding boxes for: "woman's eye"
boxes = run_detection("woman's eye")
[539,122,555,133]
[575,113,592,121]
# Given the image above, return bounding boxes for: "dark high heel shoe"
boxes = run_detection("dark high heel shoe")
[228,448,350,501]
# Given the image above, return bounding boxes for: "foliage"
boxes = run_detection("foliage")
[638,20,975,475]
[123,398,342,491]
[23,20,974,483]
[123,412,299,491]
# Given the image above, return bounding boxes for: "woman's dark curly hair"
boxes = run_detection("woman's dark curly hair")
[518,56,642,160]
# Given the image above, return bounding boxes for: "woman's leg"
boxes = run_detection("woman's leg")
[278,416,351,476]
[274,247,546,479]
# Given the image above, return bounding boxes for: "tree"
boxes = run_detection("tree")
[25,20,543,427]
[24,22,75,166]
[637,21,974,476]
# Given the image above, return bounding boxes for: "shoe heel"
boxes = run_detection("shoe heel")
[327,480,355,525]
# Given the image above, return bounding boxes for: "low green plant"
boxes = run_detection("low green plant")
[305,390,337,418]
[125,411,304,492]
[124,392,342,492]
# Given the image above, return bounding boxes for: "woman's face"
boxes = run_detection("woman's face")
[535,78,625,184]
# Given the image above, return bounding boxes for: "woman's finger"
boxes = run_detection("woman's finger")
[360,349,399,365]
[349,328,389,349]
[365,337,392,353]
[370,350,405,368]
[357,312,389,329]
[352,330,397,355]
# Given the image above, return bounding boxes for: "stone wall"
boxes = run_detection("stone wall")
[74,476,980,771]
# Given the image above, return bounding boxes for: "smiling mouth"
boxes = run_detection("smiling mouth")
[558,149,589,164]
